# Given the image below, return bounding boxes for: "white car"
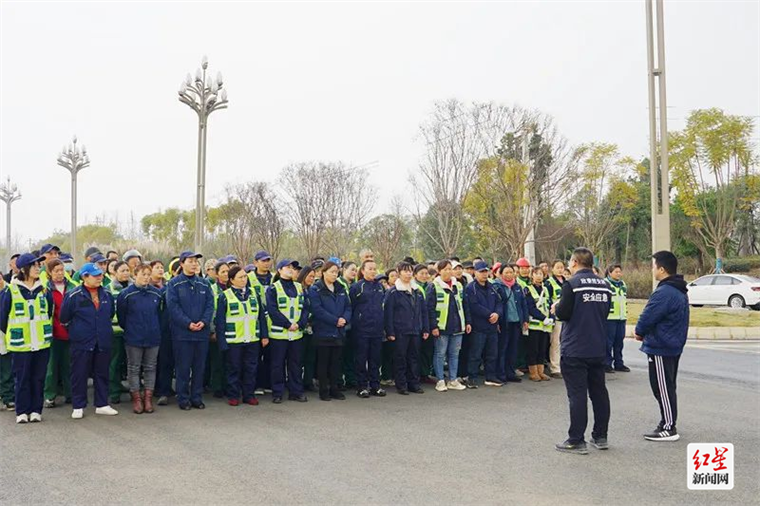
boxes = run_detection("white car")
[687,274,760,309]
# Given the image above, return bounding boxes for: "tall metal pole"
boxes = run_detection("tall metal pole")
[522,132,536,265]
[178,56,228,254]
[646,0,671,286]
[0,177,22,267]
[57,136,89,265]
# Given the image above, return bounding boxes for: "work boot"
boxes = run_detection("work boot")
[528,365,541,382]
[538,364,551,381]
[131,392,144,414]
[143,389,155,413]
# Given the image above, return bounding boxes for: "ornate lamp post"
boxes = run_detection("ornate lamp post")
[178,55,228,253]
[57,135,90,261]
[0,176,22,266]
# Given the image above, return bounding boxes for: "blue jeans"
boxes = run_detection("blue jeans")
[606,320,627,368]
[468,332,498,383]
[498,322,522,382]
[433,334,462,381]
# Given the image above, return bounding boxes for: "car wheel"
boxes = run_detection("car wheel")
[751,303,760,312]
[690,304,704,308]
[728,295,745,309]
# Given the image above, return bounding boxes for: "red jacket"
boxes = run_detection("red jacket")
[50,282,74,340]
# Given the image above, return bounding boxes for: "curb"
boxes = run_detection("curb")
[625,325,759,340]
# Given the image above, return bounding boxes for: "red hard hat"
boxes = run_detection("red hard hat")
[492,262,502,273]
[516,257,531,268]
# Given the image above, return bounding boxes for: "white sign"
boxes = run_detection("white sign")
[687,443,734,490]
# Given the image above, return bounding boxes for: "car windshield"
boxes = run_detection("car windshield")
[733,275,760,283]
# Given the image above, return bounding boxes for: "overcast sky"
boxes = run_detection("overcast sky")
[1,0,758,249]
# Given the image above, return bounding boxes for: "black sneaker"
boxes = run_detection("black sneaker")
[506,377,522,383]
[397,389,409,395]
[191,402,205,409]
[555,440,589,455]
[409,387,424,394]
[589,437,609,450]
[272,397,283,404]
[644,429,680,441]
[604,366,615,374]
[178,403,191,411]
[289,394,308,402]
[370,388,387,397]
[614,365,631,373]
[357,389,370,399]
[330,392,346,401]
[465,380,479,390]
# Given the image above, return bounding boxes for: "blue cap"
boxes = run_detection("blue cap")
[179,251,203,262]
[79,262,104,277]
[59,253,73,262]
[16,253,46,269]
[244,263,256,273]
[254,250,272,261]
[474,260,489,272]
[91,253,107,263]
[328,257,342,266]
[222,255,239,264]
[40,244,60,255]
[276,259,299,271]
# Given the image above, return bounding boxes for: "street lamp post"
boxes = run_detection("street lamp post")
[178,55,228,253]
[646,0,671,286]
[57,136,90,263]
[0,176,22,266]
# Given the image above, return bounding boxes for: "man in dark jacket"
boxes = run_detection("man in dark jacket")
[463,261,504,388]
[634,250,689,442]
[553,247,612,455]
[166,251,214,410]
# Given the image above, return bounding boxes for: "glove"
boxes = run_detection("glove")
[543,317,553,326]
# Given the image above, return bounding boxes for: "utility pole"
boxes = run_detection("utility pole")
[522,133,536,265]
[646,0,672,285]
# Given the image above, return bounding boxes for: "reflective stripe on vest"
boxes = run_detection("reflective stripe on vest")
[434,281,464,333]
[268,281,304,341]
[527,284,553,332]
[547,276,562,301]
[516,277,529,290]
[247,272,268,308]
[607,279,628,320]
[5,284,52,352]
[223,288,260,344]
[109,283,126,334]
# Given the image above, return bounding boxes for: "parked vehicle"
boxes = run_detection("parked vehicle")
[687,274,760,309]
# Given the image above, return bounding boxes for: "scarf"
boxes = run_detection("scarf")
[504,278,516,288]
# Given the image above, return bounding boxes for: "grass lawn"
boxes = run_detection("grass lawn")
[627,302,760,328]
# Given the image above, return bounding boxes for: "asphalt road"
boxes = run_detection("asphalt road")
[1,339,758,505]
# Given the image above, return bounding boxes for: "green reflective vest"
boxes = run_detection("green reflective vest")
[337,277,351,294]
[222,288,260,344]
[108,282,128,336]
[269,281,304,341]
[607,279,628,320]
[526,284,553,332]
[434,280,465,333]
[547,276,563,301]
[415,281,428,300]
[4,284,52,353]
[247,272,269,308]
[516,276,529,290]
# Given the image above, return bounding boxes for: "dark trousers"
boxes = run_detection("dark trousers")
[354,335,382,391]
[269,338,304,398]
[457,333,470,378]
[71,347,110,409]
[516,332,528,369]
[394,333,420,391]
[108,333,126,401]
[497,322,522,382]
[174,339,209,406]
[562,356,610,444]
[257,344,272,390]
[44,339,71,401]
[468,332,498,382]
[302,333,317,389]
[606,320,627,368]
[419,332,435,378]
[207,339,227,394]
[1,352,15,404]
[381,340,394,381]
[226,341,260,401]
[12,349,50,416]
[317,345,343,395]
[341,331,356,387]
[648,353,680,431]
[527,329,550,366]
[155,333,175,397]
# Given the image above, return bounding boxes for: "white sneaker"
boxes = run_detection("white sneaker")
[514,369,524,377]
[71,408,84,419]
[95,405,118,416]
[435,380,448,392]
[447,379,466,391]
[484,380,504,387]
[29,412,42,422]
[16,414,29,424]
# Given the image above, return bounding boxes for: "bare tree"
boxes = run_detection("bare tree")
[281,162,374,260]
[360,197,410,269]
[214,181,285,262]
